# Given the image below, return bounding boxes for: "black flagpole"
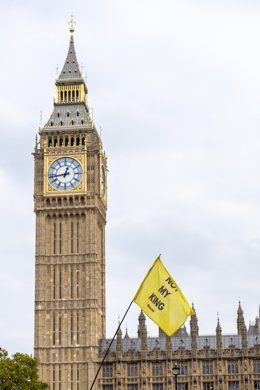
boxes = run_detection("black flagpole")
[89,300,134,390]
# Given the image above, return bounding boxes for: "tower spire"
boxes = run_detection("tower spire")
[56,16,84,84]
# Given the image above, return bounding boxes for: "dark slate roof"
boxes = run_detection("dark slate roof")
[248,318,260,336]
[43,103,90,130]
[249,335,260,348]
[57,34,83,83]
[99,334,260,355]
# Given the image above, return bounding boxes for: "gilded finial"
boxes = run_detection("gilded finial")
[69,14,75,35]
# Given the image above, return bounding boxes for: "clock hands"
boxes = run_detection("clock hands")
[49,166,70,179]
[63,166,69,177]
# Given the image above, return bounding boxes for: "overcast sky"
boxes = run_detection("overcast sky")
[0,0,260,355]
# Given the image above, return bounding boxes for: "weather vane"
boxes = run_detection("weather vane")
[69,14,76,35]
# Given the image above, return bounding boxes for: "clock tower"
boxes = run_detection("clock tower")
[34,19,107,390]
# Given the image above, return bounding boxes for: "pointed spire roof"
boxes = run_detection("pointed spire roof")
[138,310,146,322]
[124,327,129,339]
[216,317,222,333]
[57,15,83,84]
[237,301,243,314]
[117,320,122,337]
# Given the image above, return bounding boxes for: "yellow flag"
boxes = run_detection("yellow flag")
[133,257,194,336]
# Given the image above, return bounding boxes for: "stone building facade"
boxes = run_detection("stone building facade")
[34,21,260,390]
[98,304,260,390]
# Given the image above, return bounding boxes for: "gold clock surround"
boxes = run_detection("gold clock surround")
[44,153,87,195]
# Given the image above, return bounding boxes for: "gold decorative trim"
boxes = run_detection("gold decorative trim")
[44,154,87,196]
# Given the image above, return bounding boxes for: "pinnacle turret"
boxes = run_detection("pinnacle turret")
[116,324,122,355]
[216,317,222,353]
[190,303,198,354]
[237,301,247,336]
[138,311,147,353]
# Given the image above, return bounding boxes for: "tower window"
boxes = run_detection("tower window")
[59,222,62,254]
[81,120,84,125]
[76,137,80,146]
[71,137,74,146]
[152,364,163,377]
[71,222,74,253]
[59,366,62,390]
[76,269,79,298]
[53,268,56,299]
[52,313,56,345]
[54,138,58,147]
[128,364,138,377]
[203,384,214,390]
[227,382,239,390]
[203,361,213,375]
[253,361,260,373]
[59,268,62,299]
[59,138,63,147]
[76,365,79,390]
[58,314,62,345]
[53,366,56,390]
[70,311,73,344]
[71,120,74,126]
[50,121,54,127]
[103,365,113,378]
[57,112,60,118]
[60,121,63,126]
[179,363,188,375]
[71,365,74,390]
[65,137,69,146]
[82,137,85,145]
[76,312,79,344]
[76,221,79,252]
[48,138,52,147]
[71,269,73,299]
[76,110,79,117]
[228,361,238,374]
[67,112,70,117]
[53,222,56,254]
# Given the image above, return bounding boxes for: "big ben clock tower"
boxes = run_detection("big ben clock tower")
[34,18,107,390]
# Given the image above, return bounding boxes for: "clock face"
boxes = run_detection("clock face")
[101,165,106,197]
[48,157,83,191]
